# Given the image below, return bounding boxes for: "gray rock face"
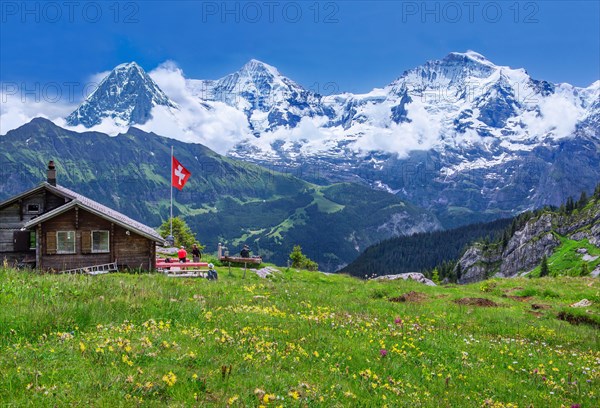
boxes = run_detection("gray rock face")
[457,245,503,284]
[499,232,560,277]
[496,213,561,278]
[457,247,488,284]
[455,200,600,283]
[589,220,600,247]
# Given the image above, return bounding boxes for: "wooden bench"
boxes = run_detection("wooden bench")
[218,256,262,265]
[218,256,262,278]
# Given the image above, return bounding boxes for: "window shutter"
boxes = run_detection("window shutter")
[81,231,91,254]
[46,233,57,255]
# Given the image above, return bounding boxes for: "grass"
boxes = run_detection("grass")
[312,188,345,214]
[0,267,598,407]
[528,237,600,278]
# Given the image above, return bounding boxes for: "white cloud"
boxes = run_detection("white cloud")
[140,62,250,153]
[520,93,584,140]
[1,60,591,158]
[0,86,75,135]
[352,100,442,157]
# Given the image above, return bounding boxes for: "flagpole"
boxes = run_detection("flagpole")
[170,145,173,241]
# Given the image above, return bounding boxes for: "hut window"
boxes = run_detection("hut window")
[27,204,40,213]
[56,231,75,254]
[92,230,110,253]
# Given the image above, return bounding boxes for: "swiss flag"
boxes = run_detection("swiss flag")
[172,156,191,190]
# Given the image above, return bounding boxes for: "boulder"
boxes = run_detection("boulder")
[373,273,436,286]
[250,267,280,278]
[570,299,593,308]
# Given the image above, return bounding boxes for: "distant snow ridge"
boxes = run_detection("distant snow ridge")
[65,52,598,158]
[216,51,598,220]
[66,62,178,127]
[62,52,599,217]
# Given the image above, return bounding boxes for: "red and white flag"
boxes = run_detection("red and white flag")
[172,156,191,190]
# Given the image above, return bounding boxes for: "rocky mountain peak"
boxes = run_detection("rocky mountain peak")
[240,59,281,77]
[65,61,177,128]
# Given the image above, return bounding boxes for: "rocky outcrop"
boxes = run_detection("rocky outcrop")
[456,245,502,284]
[376,212,442,237]
[456,199,600,283]
[499,232,560,278]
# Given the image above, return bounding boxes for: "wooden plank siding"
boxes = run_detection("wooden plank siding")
[113,224,156,271]
[0,190,66,253]
[37,207,155,272]
[0,202,35,263]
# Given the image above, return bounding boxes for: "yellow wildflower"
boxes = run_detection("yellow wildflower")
[162,371,177,387]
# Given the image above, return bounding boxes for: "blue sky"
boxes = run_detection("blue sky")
[1,1,599,95]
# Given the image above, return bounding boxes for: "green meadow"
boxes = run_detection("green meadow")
[0,267,598,407]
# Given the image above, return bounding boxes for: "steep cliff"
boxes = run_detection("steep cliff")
[456,193,600,283]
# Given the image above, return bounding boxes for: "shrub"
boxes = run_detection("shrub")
[289,245,318,271]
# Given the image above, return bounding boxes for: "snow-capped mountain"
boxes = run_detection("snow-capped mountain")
[225,51,599,226]
[187,59,334,135]
[59,52,599,227]
[66,62,178,127]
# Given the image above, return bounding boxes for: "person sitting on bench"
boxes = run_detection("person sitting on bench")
[240,244,250,258]
[207,263,218,280]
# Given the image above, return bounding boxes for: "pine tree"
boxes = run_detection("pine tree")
[539,255,550,277]
[565,196,575,214]
[158,216,197,249]
[577,191,588,209]
[431,268,440,285]
[559,203,566,215]
[289,245,306,268]
[502,230,510,249]
[456,263,462,281]
[594,183,600,198]
[289,245,318,271]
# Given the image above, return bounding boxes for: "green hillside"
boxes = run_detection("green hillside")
[0,267,598,407]
[344,187,600,283]
[340,218,512,278]
[0,118,438,270]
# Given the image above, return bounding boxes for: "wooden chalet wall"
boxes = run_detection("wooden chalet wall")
[0,190,66,264]
[38,207,155,272]
[113,224,156,271]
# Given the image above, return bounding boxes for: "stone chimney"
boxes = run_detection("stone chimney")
[47,161,56,186]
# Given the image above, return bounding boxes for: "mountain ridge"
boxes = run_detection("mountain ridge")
[0,118,440,271]
[10,51,600,229]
